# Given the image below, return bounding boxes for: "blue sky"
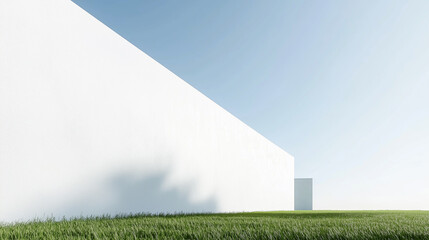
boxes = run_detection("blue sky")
[72,0,429,210]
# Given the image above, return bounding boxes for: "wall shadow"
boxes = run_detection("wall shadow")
[56,170,217,219]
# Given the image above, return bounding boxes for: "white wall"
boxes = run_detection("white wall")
[0,0,294,222]
[294,178,313,210]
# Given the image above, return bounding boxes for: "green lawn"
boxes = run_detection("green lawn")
[1,211,428,239]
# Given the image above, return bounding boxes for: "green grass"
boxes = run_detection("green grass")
[1,211,428,239]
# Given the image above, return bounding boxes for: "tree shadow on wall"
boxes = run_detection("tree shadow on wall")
[56,170,218,219]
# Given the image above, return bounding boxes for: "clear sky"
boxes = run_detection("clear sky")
[72,0,429,210]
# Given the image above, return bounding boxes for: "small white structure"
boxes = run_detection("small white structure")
[294,178,313,210]
[0,0,294,222]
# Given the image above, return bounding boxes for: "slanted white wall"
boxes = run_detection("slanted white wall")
[0,0,294,222]
[294,178,313,210]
